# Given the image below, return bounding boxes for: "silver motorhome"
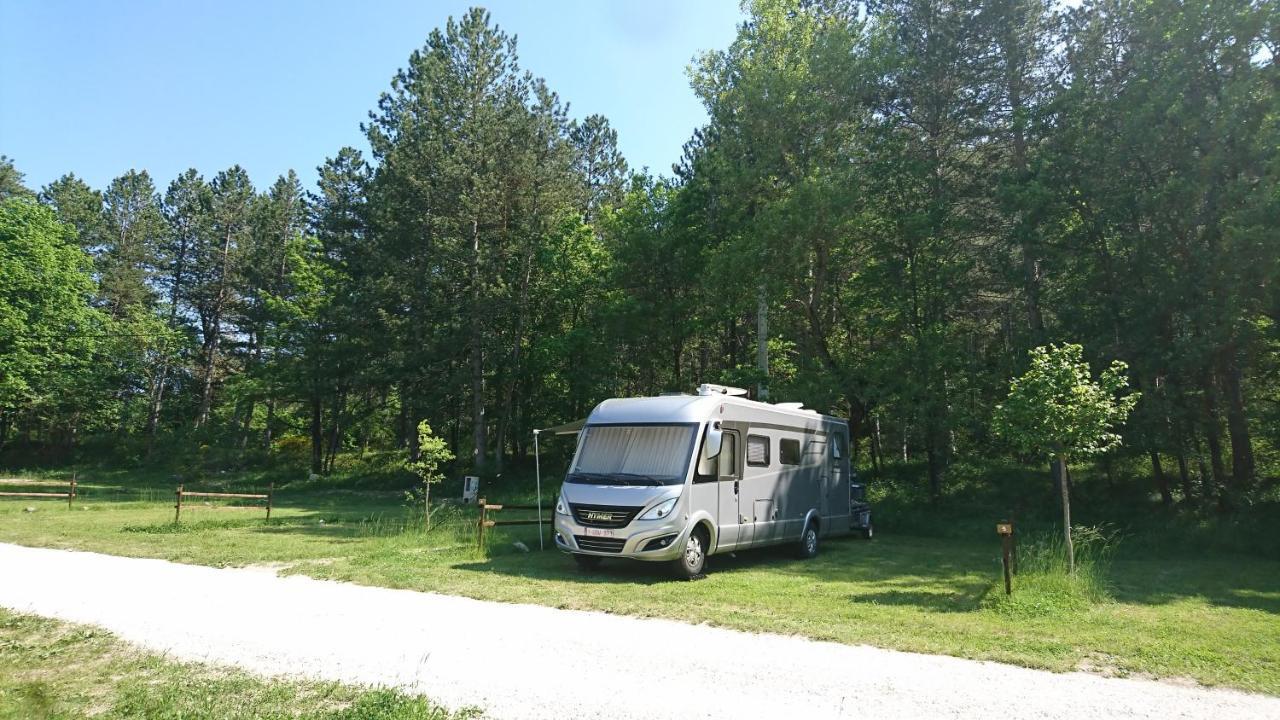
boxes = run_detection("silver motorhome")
[553,384,863,578]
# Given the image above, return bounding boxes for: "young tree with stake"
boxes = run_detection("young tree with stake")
[993,344,1138,573]
[405,421,454,531]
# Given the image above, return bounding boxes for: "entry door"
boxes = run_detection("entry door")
[716,431,741,550]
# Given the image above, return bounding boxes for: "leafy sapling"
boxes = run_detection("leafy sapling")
[992,344,1139,574]
[405,421,455,531]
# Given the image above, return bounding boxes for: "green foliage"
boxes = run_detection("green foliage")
[993,344,1140,461]
[0,199,103,429]
[3,0,1278,524]
[406,421,453,488]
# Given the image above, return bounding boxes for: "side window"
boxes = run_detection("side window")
[719,432,738,477]
[780,438,801,466]
[746,434,770,467]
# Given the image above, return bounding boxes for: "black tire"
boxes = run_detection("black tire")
[797,521,820,559]
[573,553,603,571]
[670,527,708,580]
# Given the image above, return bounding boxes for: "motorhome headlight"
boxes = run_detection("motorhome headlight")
[555,495,569,516]
[638,497,678,521]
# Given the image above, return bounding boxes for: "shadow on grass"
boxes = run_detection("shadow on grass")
[450,534,1000,606]
[1107,557,1280,615]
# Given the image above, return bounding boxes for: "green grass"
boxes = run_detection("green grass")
[0,609,471,720]
[1,467,1278,696]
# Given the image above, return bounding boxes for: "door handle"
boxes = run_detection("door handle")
[734,480,739,494]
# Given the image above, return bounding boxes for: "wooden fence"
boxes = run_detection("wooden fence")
[175,483,273,523]
[476,498,545,549]
[0,475,77,509]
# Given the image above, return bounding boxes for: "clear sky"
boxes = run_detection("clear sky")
[0,0,744,193]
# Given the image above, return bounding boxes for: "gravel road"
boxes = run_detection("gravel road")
[0,542,1274,719]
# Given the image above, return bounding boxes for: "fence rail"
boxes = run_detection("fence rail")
[476,499,545,549]
[175,483,273,523]
[0,475,76,509]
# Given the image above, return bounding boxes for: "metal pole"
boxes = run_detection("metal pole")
[534,430,543,550]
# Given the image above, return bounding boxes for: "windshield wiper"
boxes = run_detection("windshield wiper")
[610,473,664,486]
[568,472,613,485]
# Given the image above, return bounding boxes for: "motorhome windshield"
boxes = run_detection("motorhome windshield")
[567,423,697,486]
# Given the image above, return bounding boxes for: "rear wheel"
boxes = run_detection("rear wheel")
[671,528,707,580]
[797,522,820,559]
[573,553,603,571]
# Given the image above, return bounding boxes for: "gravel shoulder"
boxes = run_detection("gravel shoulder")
[1,542,1275,719]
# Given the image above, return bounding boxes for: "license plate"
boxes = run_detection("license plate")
[584,527,614,538]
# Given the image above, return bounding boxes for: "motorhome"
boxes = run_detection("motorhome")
[553,384,869,578]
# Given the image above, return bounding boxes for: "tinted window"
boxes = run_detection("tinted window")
[780,438,801,465]
[719,433,738,476]
[746,435,770,467]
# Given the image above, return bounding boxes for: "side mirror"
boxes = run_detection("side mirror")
[703,422,723,459]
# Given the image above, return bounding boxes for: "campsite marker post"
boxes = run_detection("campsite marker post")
[997,522,1014,595]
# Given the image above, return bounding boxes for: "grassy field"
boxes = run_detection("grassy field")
[1,464,1278,696]
[0,609,469,720]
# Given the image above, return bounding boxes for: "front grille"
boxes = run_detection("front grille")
[570,503,642,529]
[574,535,627,553]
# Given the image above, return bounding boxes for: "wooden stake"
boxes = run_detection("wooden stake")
[175,484,183,524]
[266,482,273,521]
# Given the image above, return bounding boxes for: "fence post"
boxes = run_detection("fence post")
[477,498,487,549]
[69,473,76,510]
[175,484,183,524]
[266,483,273,521]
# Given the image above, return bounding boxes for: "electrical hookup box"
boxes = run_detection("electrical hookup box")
[462,476,479,504]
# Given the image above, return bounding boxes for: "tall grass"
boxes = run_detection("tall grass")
[984,524,1119,617]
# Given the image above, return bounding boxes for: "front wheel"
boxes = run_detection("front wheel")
[671,528,707,580]
[797,522,820,559]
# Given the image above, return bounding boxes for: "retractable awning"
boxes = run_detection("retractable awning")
[534,418,585,436]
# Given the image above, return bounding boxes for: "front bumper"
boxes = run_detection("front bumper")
[553,513,687,562]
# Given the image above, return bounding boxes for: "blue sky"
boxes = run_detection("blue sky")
[0,0,744,192]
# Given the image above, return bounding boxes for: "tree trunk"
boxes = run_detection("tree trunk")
[1175,452,1193,502]
[1150,451,1172,506]
[925,441,942,504]
[1058,455,1074,575]
[1201,376,1230,512]
[871,415,883,473]
[756,285,769,400]
[424,480,432,532]
[263,400,275,450]
[1219,353,1254,489]
[470,217,487,472]
[309,393,323,476]
[144,359,169,456]
[196,228,235,428]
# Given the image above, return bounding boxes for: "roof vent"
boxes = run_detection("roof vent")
[696,383,749,397]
